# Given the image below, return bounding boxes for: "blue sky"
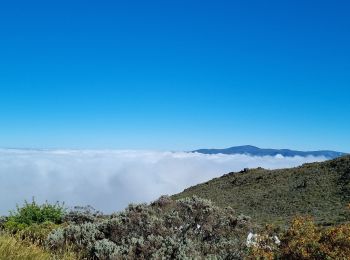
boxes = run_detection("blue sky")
[0,0,349,151]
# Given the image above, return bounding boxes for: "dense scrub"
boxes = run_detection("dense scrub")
[47,196,253,259]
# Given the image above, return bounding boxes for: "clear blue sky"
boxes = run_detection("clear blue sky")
[0,0,349,152]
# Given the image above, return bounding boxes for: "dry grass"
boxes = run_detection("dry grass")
[0,233,50,260]
[0,233,77,260]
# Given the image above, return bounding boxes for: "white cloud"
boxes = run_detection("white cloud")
[0,149,327,215]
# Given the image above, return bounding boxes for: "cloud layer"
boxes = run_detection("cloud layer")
[0,149,328,214]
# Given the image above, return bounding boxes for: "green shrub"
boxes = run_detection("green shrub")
[4,200,65,233]
[2,199,65,248]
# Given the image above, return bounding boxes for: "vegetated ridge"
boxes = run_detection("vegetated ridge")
[193,145,345,159]
[173,155,350,226]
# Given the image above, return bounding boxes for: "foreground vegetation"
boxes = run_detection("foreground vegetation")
[1,197,254,259]
[249,215,350,259]
[1,198,350,259]
[1,155,350,259]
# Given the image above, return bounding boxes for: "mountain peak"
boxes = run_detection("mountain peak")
[193,145,345,159]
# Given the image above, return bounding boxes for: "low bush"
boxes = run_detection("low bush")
[250,216,350,259]
[4,200,65,233]
[280,216,322,259]
[319,223,350,258]
[47,196,254,259]
[17,222,60,246]
[2,200,66,249]
[64,205,103,225]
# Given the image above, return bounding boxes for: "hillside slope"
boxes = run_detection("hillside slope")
[193,145,345,159]
[173,155,350,226]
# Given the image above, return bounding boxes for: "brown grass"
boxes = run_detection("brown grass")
[0,233,77,260]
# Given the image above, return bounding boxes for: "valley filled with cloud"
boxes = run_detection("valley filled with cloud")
[0,149,328,214]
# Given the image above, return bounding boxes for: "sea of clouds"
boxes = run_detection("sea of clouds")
[0,149,328,215]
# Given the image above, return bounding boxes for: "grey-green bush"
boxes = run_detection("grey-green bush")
[47,196,253,259]
[64,206,103,225]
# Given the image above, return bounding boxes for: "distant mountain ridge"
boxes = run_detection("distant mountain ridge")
[193,145,345,159]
